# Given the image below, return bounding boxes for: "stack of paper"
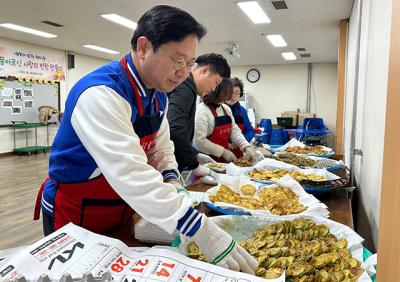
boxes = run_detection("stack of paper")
[134,192,205,244]
[134,218,179,244]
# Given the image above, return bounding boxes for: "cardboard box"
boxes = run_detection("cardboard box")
[281,110,299,126]
[298,112,315,127]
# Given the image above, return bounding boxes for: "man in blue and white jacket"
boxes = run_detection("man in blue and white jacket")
[33,5,257,275]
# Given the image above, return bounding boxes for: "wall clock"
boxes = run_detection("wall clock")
[246,69,260,83]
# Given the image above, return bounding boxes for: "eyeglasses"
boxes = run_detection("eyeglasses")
[151,41,197,71]
[169,56,198,71]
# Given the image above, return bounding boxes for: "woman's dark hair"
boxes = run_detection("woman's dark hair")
[195,53,231,78]
[203,78,234,107]
[131,5,207,52]
[232,77,244,97]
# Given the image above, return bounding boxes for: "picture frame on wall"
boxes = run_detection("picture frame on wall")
[23,100,34,108]
[2,99,13,108]
[11,106,22,115]
[23,89,33,98]
[14,88,22,100]
[1,88,14,98]
[1,100,14,109]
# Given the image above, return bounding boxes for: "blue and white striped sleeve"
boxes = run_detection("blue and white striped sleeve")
[176,207,204,237]
[162,169,179,182]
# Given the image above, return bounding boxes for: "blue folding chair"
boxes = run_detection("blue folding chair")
[300,118,331,145]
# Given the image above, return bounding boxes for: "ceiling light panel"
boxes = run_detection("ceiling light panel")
[266,34,287,47]
[83,44,120,54]
[281,52,297,61]
[0,23,57,38]
[237,1,271,24]
[101,14,137,30]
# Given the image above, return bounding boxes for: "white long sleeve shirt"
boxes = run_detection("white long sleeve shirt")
[71,85,193,234]
[193,102,250,157]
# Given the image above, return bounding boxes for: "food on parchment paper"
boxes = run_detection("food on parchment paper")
[210,184,307,216]
[273,153,318,167]
[258,187,307,216]
[187,218,364,281]
[209,184,264,210]
[234,159,253,167]
[285,146,329,155]
[247,169,327,182]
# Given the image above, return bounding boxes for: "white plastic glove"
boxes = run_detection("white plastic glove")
[228,143,238,151]
[167,180,189,196]
[254,151,265,162]
[197,153,216,165]
[222,149,238,162]
[192,165,220,182]
[192,216,258,274]
[243,146,256,162]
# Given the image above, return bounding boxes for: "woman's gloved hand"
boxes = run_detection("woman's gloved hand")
[197,153,216,165]
[222,149,238,162]
[192,165,220,183]
[243,146,256,162]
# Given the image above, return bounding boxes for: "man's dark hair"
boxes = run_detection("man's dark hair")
[195,53,231,78]
[131,5,206,52]
[203,78,234,106]
[232,77,244,97]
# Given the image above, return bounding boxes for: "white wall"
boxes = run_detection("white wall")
[231,63,338,146]
[64,53,108,111]
[311,64,339,146]
[343,0,392,251]
[0,37,108,154]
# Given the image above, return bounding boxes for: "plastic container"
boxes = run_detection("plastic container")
[255,132,271,144]
[270,129,289,145]
[277,117,294,129]
[259,118,272,133]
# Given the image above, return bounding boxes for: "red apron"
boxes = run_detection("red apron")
[207,105,233,163]
[231,114,245,158]
[34,57,162,234]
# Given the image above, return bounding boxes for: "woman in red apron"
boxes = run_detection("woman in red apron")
[193,79,255,163]
[225,78,255,158]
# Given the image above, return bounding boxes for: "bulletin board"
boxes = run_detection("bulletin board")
[0,77,60,126]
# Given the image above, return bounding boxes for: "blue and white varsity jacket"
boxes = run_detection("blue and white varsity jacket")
[41,53,203,236]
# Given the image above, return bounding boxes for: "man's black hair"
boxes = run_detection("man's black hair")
[203,78,234,107]
[131,5,206,51]
[232,77,244,97]
[195,53,231,78]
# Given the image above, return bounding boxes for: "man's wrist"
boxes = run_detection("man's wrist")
[165,178,180,184]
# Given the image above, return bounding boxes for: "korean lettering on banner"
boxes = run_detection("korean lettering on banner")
[0,48,65,81]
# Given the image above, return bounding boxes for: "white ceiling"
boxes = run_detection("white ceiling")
[0,0,353,65]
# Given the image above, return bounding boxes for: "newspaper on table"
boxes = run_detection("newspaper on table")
[178,215,374,282]
[0,223,278,282]
[226,158,340,183]
[204,174,329,218]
